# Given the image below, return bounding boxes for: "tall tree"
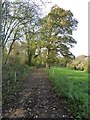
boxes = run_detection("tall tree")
[2,0,47,66]
[39,5,78,68]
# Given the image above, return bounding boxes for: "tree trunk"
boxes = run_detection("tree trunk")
[28,52,32,66]
[46,48,50,69]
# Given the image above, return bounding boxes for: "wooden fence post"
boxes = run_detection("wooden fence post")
[15,71,16,82]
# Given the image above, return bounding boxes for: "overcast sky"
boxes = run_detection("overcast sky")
[42,0,89,57]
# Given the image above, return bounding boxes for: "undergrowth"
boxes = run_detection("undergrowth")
[2,63,32,107]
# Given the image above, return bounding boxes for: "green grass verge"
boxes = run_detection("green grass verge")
[47,66,89,118]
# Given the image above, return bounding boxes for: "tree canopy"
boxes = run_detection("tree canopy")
[2,2,78,68]
[37,5,78,67]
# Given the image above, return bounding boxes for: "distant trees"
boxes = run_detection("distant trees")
[67,55,89,73]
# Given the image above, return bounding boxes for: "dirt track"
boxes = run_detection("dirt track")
[2,69,73,118]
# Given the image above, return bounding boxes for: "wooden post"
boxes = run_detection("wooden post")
[53,70,54,74]
[15,71,16,82]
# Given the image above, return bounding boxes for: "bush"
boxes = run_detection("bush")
[2,57,31,106]
[67,55,89,72]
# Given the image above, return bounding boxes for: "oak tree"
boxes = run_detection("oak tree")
[39,5,78,68]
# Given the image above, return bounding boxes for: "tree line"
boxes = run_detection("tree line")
[1,0,78,68]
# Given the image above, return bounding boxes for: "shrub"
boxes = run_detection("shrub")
[2,56,31,106]
[67,55,89,72]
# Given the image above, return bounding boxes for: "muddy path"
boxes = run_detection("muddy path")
[2,69,73,118]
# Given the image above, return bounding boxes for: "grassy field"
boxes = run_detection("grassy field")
[47,67,89,118]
